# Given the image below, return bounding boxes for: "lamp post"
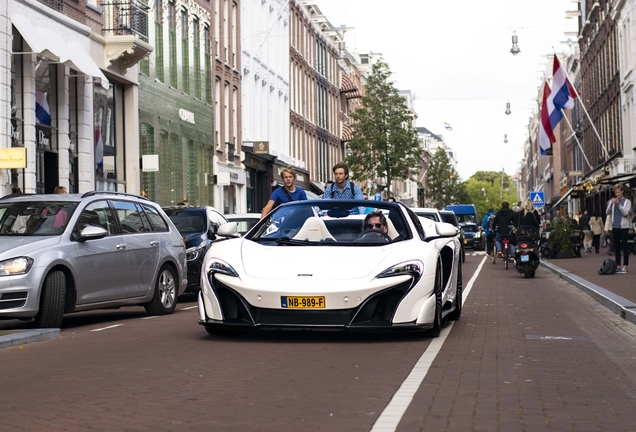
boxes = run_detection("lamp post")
[510,30,520,56]
[481,187,488,203]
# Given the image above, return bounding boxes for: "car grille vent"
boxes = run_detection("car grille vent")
[214,281,255,324]
[351,281,411,325]
[0,292,28,310]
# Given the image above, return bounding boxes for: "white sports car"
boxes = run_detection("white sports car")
[197,200,462,337]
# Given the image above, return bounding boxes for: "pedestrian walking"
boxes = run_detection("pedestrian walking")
[579,209,592,253]
[260,166,307,219]
[589,211,604,254]
[322,162,365,214]
[606,183,633,273]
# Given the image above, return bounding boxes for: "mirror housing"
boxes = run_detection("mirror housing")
[77,225,108,242]
[217,222,239,238]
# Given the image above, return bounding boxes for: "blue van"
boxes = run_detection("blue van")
[445,204,478,225]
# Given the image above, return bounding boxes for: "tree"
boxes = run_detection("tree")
[463,171,519,219]
[346,60,420,196]
[425,148,462,208]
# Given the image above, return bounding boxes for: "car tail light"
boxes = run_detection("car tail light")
[520,243,528,249]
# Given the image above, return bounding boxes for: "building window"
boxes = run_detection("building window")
[155,0,164,82]
[204,26,212,104]
[168,2,177,88]
[193,18,201,99]
[215,77,221,149]
[181,9,190,94]
[94,83,117,190]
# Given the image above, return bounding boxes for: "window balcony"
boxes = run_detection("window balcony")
[102,0,153,72]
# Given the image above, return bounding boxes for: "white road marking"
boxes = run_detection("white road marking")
[180,305,198,310]
[370,255,487,432]
[141,316,160,320]
[90,324,123,332]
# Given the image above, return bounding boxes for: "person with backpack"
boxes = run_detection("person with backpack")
[606,183,633,273]
[323,162,365,214]
[493,201,517,259]
[481,207,496,256]
[260,166,307,219]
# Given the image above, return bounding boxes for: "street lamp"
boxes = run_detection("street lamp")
[505,100,511,115]
[481,187,488,202]
[510,31,520,56]
[504,133,508,144]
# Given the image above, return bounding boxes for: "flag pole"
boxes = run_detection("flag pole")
[561,112,593,170]
[552,50,611,160]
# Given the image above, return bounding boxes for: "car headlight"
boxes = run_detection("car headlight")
[186,245,204,262]
[377,260,423,284]
[474,232,481,238]
[0,257,34,276]
[206,258,238,277]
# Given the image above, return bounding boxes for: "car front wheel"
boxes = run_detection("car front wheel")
[34,270,66,328]
[144,265,178,315]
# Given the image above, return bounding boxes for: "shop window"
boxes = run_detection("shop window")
[181,9,190,94]
[94,83,120,191]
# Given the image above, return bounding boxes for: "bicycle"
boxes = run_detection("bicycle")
[500,234,511,270]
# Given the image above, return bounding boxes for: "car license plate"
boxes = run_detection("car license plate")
[521,255,529,262]
[281,296,325,309]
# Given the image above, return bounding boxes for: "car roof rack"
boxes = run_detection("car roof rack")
[81,191,148,201]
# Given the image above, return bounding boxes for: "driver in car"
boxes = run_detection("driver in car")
[357,210,390,242]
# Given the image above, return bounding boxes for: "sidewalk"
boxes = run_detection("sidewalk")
[540,244,636,325]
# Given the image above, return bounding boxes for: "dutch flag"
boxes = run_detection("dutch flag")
[444,122,453,131]
[35,91,51,126]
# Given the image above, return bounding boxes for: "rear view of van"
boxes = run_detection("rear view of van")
[445,204,478,226]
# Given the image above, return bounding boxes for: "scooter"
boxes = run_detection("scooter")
[513,227,540,278]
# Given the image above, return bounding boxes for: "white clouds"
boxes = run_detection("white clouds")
[315,0,577,179]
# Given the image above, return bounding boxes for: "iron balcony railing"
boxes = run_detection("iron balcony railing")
[102,0,150,43]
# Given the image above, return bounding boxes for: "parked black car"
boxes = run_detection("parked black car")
[162,206,228,293]
[440,210,465,262]
[461,222,485,250]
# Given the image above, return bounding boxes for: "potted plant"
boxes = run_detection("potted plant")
[551,218,576,258]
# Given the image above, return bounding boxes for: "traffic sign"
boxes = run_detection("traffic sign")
[373,193,382,201]
[530,191,545,208]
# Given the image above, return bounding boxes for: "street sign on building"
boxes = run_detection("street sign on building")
[530,191,545,208]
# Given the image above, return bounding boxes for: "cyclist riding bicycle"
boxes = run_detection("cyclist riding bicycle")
[481,207,497,256]
[493,201,517,259]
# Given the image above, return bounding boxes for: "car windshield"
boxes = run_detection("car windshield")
[0,201,79,236]
[229,217,259,235]
[166,209,207,234]
[247,200,411,245]
[457,214,477,224]
[462,224,479,233]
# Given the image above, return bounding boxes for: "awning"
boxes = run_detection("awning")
[598,173,636,185]
[11,14,109,89]
[11,14,59,62]
[552,188,573,209]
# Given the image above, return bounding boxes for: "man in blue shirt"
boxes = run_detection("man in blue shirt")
[323,162,365,214]
[260,166,307,219]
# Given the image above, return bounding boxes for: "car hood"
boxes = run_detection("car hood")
[240,239,400,280]
[0,236,63,259]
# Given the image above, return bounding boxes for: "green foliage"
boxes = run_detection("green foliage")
[462,171,518,218]
[425,148,462,208]
[551,218,573,253]
[346,60,421,195]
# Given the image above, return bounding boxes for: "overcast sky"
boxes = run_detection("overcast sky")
[314,0,578,181]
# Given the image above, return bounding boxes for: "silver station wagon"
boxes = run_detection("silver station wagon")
[0,192,187,328]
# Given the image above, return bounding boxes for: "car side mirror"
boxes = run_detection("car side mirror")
[217,222,239,238]
[425,222,459,241]
[77,225,108,242]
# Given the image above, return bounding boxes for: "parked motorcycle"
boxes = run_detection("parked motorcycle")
[513,226,540,278]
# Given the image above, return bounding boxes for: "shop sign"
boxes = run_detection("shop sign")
[253,141,269,154]
[0,148,27,168]
[178,109,195,124]
[142,154,159,172]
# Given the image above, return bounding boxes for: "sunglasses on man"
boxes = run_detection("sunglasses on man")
[365,223,385,230]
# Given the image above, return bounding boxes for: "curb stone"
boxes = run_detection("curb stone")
[541,260,636,325]
[0,329,61,350]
